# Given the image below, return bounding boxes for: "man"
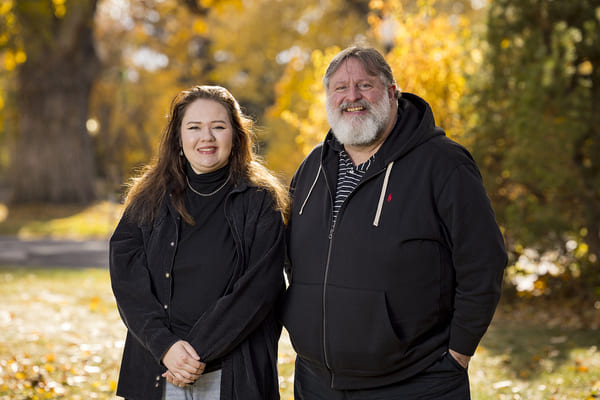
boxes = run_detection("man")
[281,45,507,399]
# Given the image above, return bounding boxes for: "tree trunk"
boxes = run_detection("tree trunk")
[10,0,100,204]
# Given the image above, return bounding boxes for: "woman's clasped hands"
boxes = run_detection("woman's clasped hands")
[161,340,206,387]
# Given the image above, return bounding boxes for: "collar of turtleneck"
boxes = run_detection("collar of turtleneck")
[186,162,230,194]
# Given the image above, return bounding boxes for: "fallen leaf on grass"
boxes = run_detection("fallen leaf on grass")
[550,336,567,344]
[493,380,513,389]
[575,359,589,373]
[1,271,126,399]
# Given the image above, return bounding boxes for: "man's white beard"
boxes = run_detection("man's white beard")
[326,94,392,147]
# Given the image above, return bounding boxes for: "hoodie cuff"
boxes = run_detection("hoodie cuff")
[448,322,482,356]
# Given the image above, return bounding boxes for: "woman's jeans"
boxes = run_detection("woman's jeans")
[162,369,222,400]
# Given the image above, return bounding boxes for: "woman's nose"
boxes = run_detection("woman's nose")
[198,127,215,140]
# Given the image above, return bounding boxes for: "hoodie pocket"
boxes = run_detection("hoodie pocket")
[326,286,407,375]
[280,283,324,365]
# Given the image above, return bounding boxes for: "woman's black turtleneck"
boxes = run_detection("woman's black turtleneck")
[170,162,236,364]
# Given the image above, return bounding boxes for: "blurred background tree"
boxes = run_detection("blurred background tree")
[1,0,100,203]
[466,0,600,290]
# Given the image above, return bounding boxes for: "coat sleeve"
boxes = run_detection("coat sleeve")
[109,217,180,364]
[284,173,299,282]
[184,191,286,362]
[436,162,508,356]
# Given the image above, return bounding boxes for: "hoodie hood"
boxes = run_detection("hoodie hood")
[307,93,445,226]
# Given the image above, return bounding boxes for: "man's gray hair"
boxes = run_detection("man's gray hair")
[323,46,400,99]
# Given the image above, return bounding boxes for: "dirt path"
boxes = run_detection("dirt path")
[0,236,108,268]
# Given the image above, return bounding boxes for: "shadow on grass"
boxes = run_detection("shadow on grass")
[0,201,122,239]
[481,294,600,382]
[0,203,86,233]
[484,320,597,378]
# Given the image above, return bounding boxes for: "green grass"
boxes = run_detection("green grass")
[0,268,598,400]
[469,319,600,399]
[0,268,122,400]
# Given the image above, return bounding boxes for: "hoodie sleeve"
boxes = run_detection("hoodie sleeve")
[436,161,508,356]
[109,217,180,364]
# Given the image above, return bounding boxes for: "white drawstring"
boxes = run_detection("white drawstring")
[299,161,393,226]
[373,161,394,227]
[299,164,322,215]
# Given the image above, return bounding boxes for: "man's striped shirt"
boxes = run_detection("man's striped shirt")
[332,150,375,224]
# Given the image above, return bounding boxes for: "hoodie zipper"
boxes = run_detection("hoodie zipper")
[317,162,389,389]
[320,165,335,386]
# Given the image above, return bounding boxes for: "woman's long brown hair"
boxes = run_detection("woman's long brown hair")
[123,85,289,226]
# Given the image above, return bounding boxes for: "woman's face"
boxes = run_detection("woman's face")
[180,99,234,174]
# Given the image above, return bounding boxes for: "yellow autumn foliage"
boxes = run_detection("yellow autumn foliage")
[376,1,474,141]
[266,47,342,179]
[266,0,477,180]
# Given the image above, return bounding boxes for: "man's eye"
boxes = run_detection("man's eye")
[359,83,373,90]
[213,126,226,130]
[335,86,347,92]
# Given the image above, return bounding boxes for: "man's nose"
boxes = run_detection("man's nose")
[347,85,362,102]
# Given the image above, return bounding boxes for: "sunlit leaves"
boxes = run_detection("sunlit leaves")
[0,0,20,53]
[51,0,66,18]
[0,0,12,16]
[266,46,341,177]
[371,0,475,140]
[207,0,368,109]
[2,49,25,71]
[199,0,242,13]
[192,18,207,34]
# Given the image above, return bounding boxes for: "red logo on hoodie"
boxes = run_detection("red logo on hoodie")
[387,193,392,202]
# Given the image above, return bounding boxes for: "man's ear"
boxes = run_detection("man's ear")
[388,85,396,100]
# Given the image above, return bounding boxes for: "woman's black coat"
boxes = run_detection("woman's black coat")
[109,182,285,400]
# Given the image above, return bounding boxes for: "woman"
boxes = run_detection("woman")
[109,85,288,400]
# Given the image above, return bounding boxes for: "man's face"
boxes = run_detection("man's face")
[326,58,395,147]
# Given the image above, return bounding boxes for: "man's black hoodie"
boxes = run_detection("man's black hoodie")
[281,93,507,390]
